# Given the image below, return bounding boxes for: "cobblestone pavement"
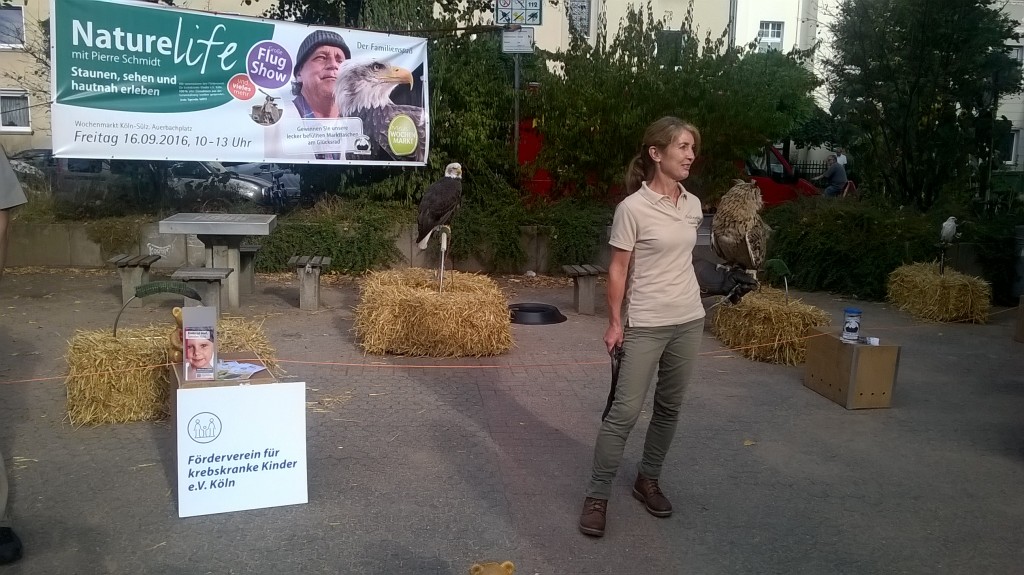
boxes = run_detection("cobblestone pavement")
[0,269,1022,575]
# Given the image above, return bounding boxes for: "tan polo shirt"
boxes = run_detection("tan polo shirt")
[608,182,705,327]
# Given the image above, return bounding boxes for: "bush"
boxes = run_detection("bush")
[764,198,935,300]
[962,215,1020,306]
[530,198,612,272]
[254,198,406,273]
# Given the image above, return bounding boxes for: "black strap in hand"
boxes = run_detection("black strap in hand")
[601,344,624,421]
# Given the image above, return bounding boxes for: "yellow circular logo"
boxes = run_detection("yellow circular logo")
[387,114,418,156]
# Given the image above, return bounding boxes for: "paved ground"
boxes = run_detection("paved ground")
[0,268,1022,575]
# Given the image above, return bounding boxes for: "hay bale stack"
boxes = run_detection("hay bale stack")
[887,262,991,323]
[65,317,277,425]
[711,287,831,365]
[355,268,513,357]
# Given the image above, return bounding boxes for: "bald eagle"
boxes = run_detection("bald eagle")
[711,180,771,277]
[334,59,427,162]
[417,162,463,250]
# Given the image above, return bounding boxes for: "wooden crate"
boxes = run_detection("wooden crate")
[803,327,901,409]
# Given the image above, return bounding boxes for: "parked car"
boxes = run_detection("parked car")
[43,156,284,207]
[165,161,287,205]
[222,162,301,202]
[742,146,821,207]
[9,148,55,173]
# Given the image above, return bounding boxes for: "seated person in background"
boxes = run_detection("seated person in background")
[813,154,848,197]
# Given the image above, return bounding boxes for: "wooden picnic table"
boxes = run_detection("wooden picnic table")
[158,213,277,309]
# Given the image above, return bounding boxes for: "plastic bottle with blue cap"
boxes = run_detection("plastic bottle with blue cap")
[842,308,861,343]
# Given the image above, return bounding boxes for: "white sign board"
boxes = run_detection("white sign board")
[502,27,536,54]
[176,381,307,518]
[496,0,542,25]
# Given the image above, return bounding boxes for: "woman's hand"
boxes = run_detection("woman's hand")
[604,323,623,354]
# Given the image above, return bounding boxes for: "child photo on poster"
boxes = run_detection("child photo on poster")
[184,326,217,381]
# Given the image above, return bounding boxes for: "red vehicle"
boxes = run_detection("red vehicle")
[517,120,834,205]
[742,145,822,206]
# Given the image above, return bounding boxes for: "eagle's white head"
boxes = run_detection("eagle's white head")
[334,58,414,117]
[444,162,463,179]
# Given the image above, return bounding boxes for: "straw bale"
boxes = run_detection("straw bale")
[711,287,831,365]
[355,268,513,357]
[65,317,277,426]
[887,262,991,323]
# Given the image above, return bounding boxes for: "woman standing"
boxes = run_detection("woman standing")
[579,116,707,537]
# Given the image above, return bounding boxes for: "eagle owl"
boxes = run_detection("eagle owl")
[710,180,771,277]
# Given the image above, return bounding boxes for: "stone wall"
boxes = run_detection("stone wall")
[7,221,574,273]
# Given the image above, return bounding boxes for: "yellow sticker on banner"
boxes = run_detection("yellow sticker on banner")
[387,114,418,156]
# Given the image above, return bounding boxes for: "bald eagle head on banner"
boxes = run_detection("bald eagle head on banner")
[334,58,427,162]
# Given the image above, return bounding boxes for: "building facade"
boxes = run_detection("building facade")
[0,0,268,153]
[528,0,729,54]
[997,1,1024,170]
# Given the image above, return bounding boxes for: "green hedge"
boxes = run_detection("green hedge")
[253,200,405,274]
[763,198,936,300]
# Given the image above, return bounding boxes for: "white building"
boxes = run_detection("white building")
[527,0,730,54]
[997,1,1024,169]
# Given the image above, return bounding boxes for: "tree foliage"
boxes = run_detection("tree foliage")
[826,0,1022,210]
[529,2,820,203]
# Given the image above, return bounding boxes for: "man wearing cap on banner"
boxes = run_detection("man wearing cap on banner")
[291,30,351,160]
[292,30,351,119]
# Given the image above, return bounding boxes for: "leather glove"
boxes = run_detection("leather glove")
[694,259,759,304]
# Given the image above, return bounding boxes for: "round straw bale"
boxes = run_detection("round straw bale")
[887,262,991,323]
[355,268,513,357]
[711,287,831,365]
[65,317,278,426]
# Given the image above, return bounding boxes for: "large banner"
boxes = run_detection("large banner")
[50,0,429,165]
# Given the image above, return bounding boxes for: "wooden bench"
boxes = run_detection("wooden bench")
[288,255,332,311]
[239,243,262,296]
[108,254,162,308]
[562,264,607,315]
[170,267,233,312]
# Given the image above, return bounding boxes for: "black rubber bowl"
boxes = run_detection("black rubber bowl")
[508,303,567,325]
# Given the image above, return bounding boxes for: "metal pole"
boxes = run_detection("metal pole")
[439,231,447,293]
[514,53,521,165]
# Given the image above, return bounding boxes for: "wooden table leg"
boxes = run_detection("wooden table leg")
[225,237,241,309]
[197,234,239,310]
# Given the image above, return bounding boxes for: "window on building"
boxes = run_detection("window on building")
[0,6,25,47]
[0,91,30,131]
[998,129,1019,165]
[656,30,684,66]
[568,0,591,39]
[1010,45,1023,63]
[758,20,783,52]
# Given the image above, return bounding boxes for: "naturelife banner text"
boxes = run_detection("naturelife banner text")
[50,0,430,165]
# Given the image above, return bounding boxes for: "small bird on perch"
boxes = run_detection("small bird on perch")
[940,216,959,244]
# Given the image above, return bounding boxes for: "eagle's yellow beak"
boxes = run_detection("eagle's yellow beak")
[381,66,414,89]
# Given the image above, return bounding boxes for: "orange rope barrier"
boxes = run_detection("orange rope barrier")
[1,308,1018,386]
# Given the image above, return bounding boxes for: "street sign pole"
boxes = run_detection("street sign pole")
[502,25,534,165]
[514,52,520,164]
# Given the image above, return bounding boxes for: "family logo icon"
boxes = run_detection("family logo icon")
[188,412,223,444]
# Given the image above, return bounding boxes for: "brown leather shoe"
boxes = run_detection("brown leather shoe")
[578,497,607,537]
[632,473,672,517]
